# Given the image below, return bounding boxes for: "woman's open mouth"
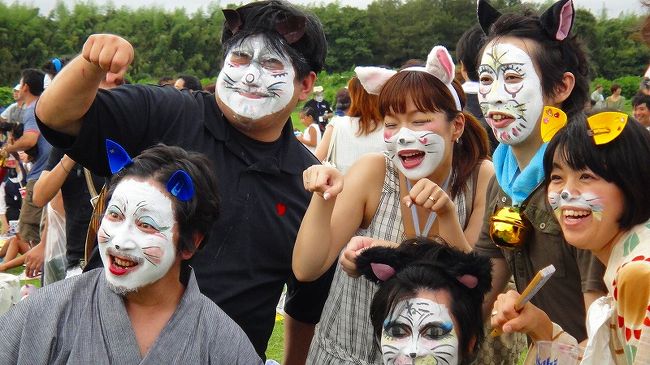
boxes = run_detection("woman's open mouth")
[562,209,592,226]
[487,111,516,129]
[398,150,425,169]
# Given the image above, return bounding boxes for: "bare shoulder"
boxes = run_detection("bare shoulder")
[478,159,495,181]
[345,153,387,185]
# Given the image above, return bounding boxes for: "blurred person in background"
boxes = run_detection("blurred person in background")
[314,75,385,174]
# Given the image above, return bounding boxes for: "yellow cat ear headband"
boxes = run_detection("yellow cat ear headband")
[540,106,628,145]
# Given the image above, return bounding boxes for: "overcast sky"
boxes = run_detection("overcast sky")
[14,0,646,18]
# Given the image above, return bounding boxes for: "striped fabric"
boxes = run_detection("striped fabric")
[306,156,472,364]
[0,268,262,364]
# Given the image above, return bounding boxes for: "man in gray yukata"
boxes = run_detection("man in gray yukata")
[0,145,261,364]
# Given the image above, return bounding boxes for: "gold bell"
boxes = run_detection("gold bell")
[489,206,531,249]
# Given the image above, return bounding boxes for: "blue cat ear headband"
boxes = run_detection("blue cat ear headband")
[52,58,62,73]
[105,139,195,201]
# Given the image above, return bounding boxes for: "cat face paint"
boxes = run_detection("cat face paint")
[547,156,625,255]
[216,34,296,121]
[478,42,544,145]
[98,178,177,294]
[385,128,446,181]
[381,298,459,365]
[548,190,604,222]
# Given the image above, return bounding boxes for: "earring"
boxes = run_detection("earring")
[456,137,460,144]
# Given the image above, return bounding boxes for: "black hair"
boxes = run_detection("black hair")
[543,113,650,230]
[300,105,318,123]
[20,69,45,96]
[484,8,590,118]
[357,237,492,364]
[610,83,621,94]
[632,93,650,108]
[221,0,327,79]
[106,144,220,254]
[177,75,202,91]
[456,25,486,82]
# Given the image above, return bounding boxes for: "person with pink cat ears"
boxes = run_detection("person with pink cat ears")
[293,45,493,364]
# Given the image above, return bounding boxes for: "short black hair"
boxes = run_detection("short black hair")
[221,0,327,79]
[358,238,492,364]
[632,93,650,108]
[543,113,650,230]
[456,24,486,82]
[484,9,590,118]
[106,144,220,254]
[21,69,45,96]
[300,105,318,122]
[177,75,202,91]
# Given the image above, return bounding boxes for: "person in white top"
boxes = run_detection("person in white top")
[314,76,385,174]
[295,105,322,153]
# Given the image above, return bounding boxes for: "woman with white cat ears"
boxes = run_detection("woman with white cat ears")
[293,46,493,364]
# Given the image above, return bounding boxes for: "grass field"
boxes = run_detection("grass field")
[266,316,285,362]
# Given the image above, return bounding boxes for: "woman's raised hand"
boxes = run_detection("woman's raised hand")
[403,178,455,216]
[303,164,344,200]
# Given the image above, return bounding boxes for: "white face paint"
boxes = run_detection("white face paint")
[381,298,459,365]
[478,42,544,145]
[216,34,296,121]
[97,179,177,294]
[385,127,446,181]
[548,190,604,222]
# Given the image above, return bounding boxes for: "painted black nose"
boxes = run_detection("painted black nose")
[245,73,255,83]
[561,191,569,199]
[398,138,406,144]
[409,352,417,358]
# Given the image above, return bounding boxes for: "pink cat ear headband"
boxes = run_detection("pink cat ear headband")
[354,45,462,111]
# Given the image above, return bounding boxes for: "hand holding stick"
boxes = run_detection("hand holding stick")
[491,264,556,337]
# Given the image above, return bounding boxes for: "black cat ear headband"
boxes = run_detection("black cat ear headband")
[356,241,492,296]
[222,6,306,44]
[477,0,575,41]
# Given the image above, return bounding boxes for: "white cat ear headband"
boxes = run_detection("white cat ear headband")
[354,45,462,111]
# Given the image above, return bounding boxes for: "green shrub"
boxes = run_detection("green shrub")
[0,87,14,108]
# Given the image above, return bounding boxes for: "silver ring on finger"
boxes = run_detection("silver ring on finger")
[428,196,436,202]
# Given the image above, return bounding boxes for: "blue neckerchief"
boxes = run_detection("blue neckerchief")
[493,143,548,206]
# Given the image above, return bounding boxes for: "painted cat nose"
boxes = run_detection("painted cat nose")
[398,138,406,144]
[409,352,417,358]
[245,73,255,83]
[561,191,569,199]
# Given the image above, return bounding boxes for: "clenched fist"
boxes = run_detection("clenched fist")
[82,34,134,84]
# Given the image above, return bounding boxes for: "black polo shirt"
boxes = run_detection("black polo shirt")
[36,84,334,357]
